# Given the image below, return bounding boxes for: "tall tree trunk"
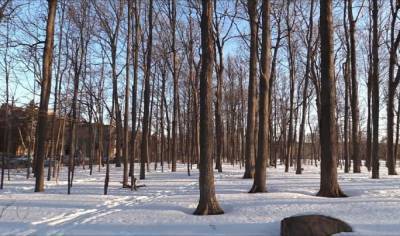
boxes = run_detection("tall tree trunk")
[296,0,314,175]
[123,0,132,188]
[317,0,346,197]
[160,65,167,172]
[104,104,114,195]
[171,0,178,172]
[343,61,350,173]
[34,0,57,192]
[112,46,123,168]
[214,45,224,173]
[285,0,296,172]
[343,0,350,173]
[130,0,140,190]
[48,1,65,181]
[249,0,271,193]
[394,91,400,164]
[68,65,80,195]
[1,56,8,190]
[348,0,361,173]
[371,0,380,179]
[366,11,373,171]
[366,82,372,169]
[140,0,153,180]
[193,0,223,215]
[386,2,400,175]
[148,68,156,170]
[243,0,258,179]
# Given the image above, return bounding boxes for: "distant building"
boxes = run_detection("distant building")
[0,103,114,162]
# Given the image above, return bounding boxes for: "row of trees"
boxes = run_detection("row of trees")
[0,0,399,215]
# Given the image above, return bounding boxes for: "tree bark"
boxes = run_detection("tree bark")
[386,2,400,175]
[130,0,140,190]
[249,0,271,193]
[243,0,258,179]
[371,0,380,179]
[348,0,361,173]
[123,0,132,187]
[193,0,223,215]
[171,0,178,172]
[343,0,350,173]
[34,0,57,192]
[317,0,346,197]
[296,0,314,175]
[285,0,295,172]
[140,0,153,180]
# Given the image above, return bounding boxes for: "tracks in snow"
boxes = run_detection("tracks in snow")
[23,180,198,235]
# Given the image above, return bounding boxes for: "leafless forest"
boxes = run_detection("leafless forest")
[0,0,399,217]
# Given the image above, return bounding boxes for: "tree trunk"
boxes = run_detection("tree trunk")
[214,46,224,173]
[371,0,380,179]
[48,1,65,181]
[394,90,400,164]
[140,0,153,180]
[348,0,361,173]
[68,59,81,195]
[1,55,9,190]
[386,1,400,175]
[171,0,178,172]
[123,0,132,187]
[285,0,296,172]
[193,0,223,215]
[130,0,140,190]
[249,0,271,193]
[34,0,57,192]
[317,0,346,197]
[243,0,258,179]
[366,15,373,171]
[343,61,350,173]
[296,0,314,175]
[104,104,114,195]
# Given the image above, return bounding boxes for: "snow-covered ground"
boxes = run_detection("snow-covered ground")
[0,162,399,235]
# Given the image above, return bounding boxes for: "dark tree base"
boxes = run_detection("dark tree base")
[215,163,222,173]
[193,201,224,215]
[249,184,267,193]
[243,171,254,179]
[317,188,347,198]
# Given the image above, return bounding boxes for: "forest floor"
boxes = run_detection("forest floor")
[0,162,399,235]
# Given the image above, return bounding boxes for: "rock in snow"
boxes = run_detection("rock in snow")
[280,214,353,236]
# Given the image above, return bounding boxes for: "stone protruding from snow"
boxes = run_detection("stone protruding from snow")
[280,214,353,236]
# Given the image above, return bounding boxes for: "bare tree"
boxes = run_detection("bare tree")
[371,0,380,179]
[348,0,361,173]
[34,0,57,192]
[243,0,258,179]
[140,0,153,180]
[122,0,132,188]
[386,0,400,175]
[285,0,297,172]
[93,0,124,168]
[212,0,237,173]
[296,0,315,175]
[193,0,223,215]
[317,0,346,197]
[0,20,11,190]
[170,0,178,172]
[249,0,271,193]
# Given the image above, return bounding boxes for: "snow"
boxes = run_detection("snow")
[0,162,399,235]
